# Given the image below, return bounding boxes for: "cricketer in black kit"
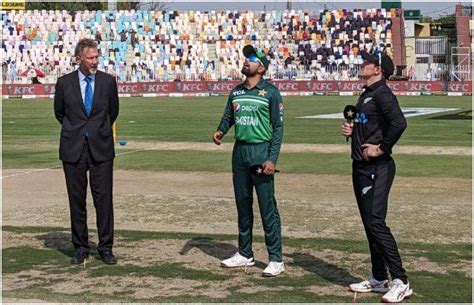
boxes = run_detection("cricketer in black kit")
[341,50,413,303]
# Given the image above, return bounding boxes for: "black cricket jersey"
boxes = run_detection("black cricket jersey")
[351,79,407,162]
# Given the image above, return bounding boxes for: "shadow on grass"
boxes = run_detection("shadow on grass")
[429,110,472,120]
[36,231,97,258]
[286,252,364,286]
[179,237,267,269]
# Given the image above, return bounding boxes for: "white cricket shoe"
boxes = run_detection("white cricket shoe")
[221,252,255,268]
[382,279,413,303]
[262,261,285,277]
[349,274,389,293]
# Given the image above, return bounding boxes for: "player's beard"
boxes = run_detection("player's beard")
[241,66,257,77]
[358,73,368,80]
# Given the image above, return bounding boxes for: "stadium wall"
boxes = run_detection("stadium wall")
[2,80,471,98]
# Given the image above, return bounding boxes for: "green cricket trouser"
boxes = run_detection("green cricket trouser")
[232,141,282,262]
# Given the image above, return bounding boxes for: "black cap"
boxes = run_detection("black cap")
[360,50,394,79]
[243,45,270,70]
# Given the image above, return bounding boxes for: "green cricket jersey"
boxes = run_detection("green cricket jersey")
[217,78,284,163]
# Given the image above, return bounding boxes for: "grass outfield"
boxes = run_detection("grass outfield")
[2,148,471,178]
[2,226,471,303]
[2,95,472,302]
[3,95,472,145]
[2,95,472,172]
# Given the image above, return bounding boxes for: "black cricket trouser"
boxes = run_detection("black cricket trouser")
[63,139,114,252]
[352,157,407,283]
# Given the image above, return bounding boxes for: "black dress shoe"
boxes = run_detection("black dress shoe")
[71,250,89,264]
[97,249,117,265]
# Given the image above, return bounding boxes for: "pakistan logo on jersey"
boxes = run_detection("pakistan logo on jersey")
[236,116,260,126]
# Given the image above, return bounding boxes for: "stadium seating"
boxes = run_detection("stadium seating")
[1,8,396,83]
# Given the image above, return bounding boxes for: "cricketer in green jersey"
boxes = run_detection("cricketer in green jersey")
[212,45,285,277]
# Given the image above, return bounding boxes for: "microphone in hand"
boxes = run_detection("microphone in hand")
[343,105,356,142]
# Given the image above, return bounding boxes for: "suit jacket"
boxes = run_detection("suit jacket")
[54,70,119,163]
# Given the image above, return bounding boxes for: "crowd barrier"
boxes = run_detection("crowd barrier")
[2,80,472,98]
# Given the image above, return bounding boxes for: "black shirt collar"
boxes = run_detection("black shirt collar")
[364,78,386,92]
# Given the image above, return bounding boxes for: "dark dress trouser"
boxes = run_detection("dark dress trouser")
[63,139,114,252]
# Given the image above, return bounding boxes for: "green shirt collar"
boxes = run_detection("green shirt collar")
[241,78,267,91]
[255,78,267,89]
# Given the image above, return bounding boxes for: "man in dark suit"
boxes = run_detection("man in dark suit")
[54,38,119,265]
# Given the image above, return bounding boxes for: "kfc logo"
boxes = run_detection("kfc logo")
[449,83,470,92]
[7,85,35,95]
[276,82,299,91]
[119,84,138,93]
[305,81,335,91]
[207,82,235,92]
[176,82,205,92]
[408,82,432,91]
[338,82,364,91]
[142,83,169,93]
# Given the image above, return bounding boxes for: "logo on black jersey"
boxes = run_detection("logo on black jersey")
[355,112,368,124]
